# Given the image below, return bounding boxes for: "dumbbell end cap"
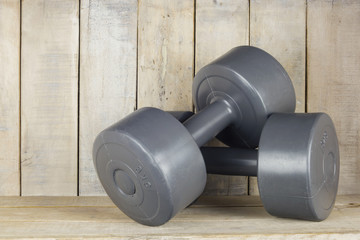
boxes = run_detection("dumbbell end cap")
[93,108,206,226]
[193,46,296,148]
[93,131,174,226]
[258,113,340,221]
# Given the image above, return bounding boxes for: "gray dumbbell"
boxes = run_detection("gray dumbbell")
[202,113,340,221]
[93,46,296,226]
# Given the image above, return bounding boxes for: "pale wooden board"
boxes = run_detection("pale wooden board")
[79,0,137,196]
[137,0,194,111]
[0,234,358,240]
[0,195,264,208]
[196,0,249,196]
[195,0,249,70]
[21,0,79,196]
[249,0,306,195]
[307,0,360,195]
[0,195,358,239]
[0,0,20,195]
[0,196,114,208]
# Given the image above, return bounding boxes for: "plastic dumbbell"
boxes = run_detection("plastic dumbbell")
[93,46,296,226]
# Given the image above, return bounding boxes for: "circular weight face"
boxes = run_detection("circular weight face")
[258,113,340,221]
[93,108,206,226]
[193,46,296,148]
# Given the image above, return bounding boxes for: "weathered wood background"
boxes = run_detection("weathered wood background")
[0,0,359,196]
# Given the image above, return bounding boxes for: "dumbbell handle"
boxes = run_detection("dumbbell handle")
[168,111,257,176]
[183,99,236,147]
[201,147,258,176]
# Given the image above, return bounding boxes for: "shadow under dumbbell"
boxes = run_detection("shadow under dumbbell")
[180,196,272,221]
[192,195,263,208]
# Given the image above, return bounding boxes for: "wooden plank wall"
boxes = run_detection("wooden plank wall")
[79,0,137,195]
[0,0,20,195]
[138,0,194,111]
[0,0,359,196]
[21,0,79,196]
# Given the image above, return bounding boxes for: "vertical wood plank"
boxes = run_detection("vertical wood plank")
[307,0,360,194]
[249,0,306,195]
[195,0,249,70]
[79,0,137,195]
[21,0,79,196]
[0,0,20,195]
[196,0,249,196]
[137,0,194,111]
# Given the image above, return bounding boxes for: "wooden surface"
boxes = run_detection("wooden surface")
[79,0,137,196]
[195,0,249,70]
[196,0,249,196]
[249,0,306,195]
[0,195,359,239]
[137,0,194,111]
[21,0,79,195]
[0,0,20,195]
[307,0,360,195]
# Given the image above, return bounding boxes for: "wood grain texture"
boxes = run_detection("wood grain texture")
[0,195,358,238]
[195,0,249,70]
[79,0,137,196]
[0,0,20,196]
[21,0,79,196]
[307,0,360,194]
[196,0,249,196]
[249,0,306,195]
[137,0,194,110]
[0,195,262,208]
[0,196,113,207]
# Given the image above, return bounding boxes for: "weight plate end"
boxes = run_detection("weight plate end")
[93,108,206,226]
[193,46,296,148]
[258,113,339,221]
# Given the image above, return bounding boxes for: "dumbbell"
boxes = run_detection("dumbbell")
[93,46,296,226]
[201,113,340,221]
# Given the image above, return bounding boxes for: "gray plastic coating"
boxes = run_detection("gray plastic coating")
[183,100,236,146]
[200,113,340,222]
[193,46,296,148]
[93,108,206,226]
[258,113,340,221]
